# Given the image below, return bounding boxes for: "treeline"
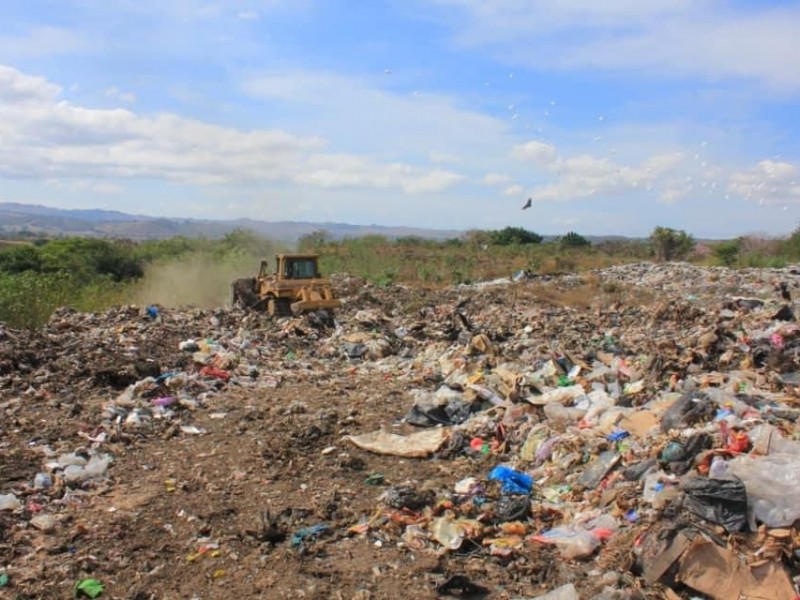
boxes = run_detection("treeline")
[0,230,283,327]
[1,224,800,328]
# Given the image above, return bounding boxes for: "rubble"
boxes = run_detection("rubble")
[2,263,800,598]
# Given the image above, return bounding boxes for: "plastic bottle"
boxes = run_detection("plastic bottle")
[643,471,669,503]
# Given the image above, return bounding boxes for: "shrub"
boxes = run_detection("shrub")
[560,231,591,248]
[650,226,695,261]
[712,239,741,266]
[490,227,543,246]
[0,245,43,273]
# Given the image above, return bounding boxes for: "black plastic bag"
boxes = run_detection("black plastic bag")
[682,476,748,533]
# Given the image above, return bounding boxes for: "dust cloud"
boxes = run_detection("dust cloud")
[129,254,262,309]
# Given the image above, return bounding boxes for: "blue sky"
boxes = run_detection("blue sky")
[1,1,799,237]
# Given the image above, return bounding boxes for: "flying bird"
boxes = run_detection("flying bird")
[522,198,532,210]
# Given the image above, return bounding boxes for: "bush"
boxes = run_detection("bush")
[0,245,43,273]
[560,231,591,248]
[490,227,543,246]
[650,226,695,261]
[38,238,143,282]
[297,229,332,251]
[713,239,741,266]
[0,271,76,328]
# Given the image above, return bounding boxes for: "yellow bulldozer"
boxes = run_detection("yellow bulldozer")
[231,253,341,316]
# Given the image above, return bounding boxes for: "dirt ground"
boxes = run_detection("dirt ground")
[2,265,800,600]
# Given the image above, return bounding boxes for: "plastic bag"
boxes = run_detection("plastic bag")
[0,494,20,511]
[63,454,112,484]
[727,453,800,527]
[544,402,586,426]
[488,465,533,495]
[531,526,600,559]
[660,393,713,432]
[532,583,580,600]
[682,476,749,532]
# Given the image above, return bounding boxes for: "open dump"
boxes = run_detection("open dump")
[2,263,800,599]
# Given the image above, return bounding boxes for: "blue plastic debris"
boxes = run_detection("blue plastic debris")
[714,408,734,421]
[488,465,534,495]
[607,429,630,442]
[291,524,330,547]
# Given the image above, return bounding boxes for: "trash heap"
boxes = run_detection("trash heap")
[337,264,800,599]
[1,263,800,599]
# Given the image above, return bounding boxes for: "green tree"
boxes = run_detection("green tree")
[560,231,591,248]
[0,245,42,273]
[650,226,695,261]
[490,226,543,246]
[713,239,741,267]
[297,229,332,251]
[38,238,143,281]
[781,225,800,261]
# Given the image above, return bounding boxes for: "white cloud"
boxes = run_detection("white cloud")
[46,179,124,195]
[428,1,800,92]
[105,87,137,104]
[510,140,558,166]
[510,137,693,203]
[0,26,86,59]
[89,0,298,20]
[481,173,511,186]
[659,188,687,204]
[503,184,523,196]
[0,64,462,195]
[242,70,515,172]
[0,65,60,103]
[728,160,800,205]
[429,151,461,164]
[507,137,800,208]
[295,154,463,193]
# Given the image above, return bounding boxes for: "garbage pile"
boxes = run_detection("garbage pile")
[2,263,800,599]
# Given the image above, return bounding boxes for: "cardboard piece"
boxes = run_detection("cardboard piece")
[676,537,796,600]
[619,410,660,438]
[344,427,450,458]
[643,532,692,585]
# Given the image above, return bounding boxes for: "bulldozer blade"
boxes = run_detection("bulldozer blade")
[290,298,342,314]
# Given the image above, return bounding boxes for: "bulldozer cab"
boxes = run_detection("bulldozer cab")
[278,255,319,280]
[258,255,321,280]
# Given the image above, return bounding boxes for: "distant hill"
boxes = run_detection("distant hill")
[0,202,661,244]
[0,202,462,242]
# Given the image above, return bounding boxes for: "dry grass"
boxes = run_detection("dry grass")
[520,277,655,310]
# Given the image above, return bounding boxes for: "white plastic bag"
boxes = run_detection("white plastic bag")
[727,453,800,527]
